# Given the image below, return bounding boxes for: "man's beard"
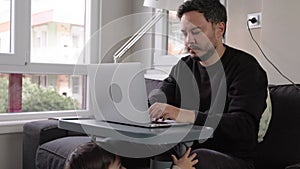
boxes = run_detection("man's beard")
[190,46,216,62]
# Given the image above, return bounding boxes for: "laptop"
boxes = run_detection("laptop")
[88,62,189,128]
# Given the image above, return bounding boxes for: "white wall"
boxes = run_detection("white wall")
[99,0,133,63]
[126,0,153,69]
[226,0,300,84]
[99,0,153,67]
[261,0,300,84]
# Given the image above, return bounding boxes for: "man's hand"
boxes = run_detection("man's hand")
[171,147,198,169]
[149,103,195,123]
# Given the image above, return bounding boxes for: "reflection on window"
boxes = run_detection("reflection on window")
[31,0,86,64]
[0,0,11,53]
[0,73,86,113]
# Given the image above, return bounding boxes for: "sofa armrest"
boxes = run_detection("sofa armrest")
[23,119,86,169]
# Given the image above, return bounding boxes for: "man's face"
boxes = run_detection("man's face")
[180,11,218,60]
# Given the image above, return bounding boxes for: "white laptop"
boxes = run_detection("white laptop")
[89,62,189,128]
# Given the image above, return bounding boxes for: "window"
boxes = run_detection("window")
[0,73,85,113]
[0,0,99,121]
[0,0,11,53]
[167,11,185,55]
[71,76,80,94]
[0,0,29,65]
[0,74,8,113]
[31,0,86,64]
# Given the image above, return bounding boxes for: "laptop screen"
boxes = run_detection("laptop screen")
[89,63,151,125]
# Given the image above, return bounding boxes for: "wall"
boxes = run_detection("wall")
[261,0,300,84]
[226,0,300,84]
[99,0,153,66]
[99,0,133,63]
[0,133,23,169]
[127,0,153,69]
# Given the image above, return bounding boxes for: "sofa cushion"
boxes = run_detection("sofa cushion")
[254,84,300,169]
[257,88,272,142]
[36,136,91,169]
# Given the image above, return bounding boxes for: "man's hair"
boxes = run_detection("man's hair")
[177,0,227,26]
[65,142,116,169]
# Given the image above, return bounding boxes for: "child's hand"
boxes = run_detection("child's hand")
[171,147,198,169]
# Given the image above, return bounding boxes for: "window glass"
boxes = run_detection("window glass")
[0,74,9,113]
[31,0,86,64]
[0,73,85,113]
[167,11,185,55]
[0,0,11,53]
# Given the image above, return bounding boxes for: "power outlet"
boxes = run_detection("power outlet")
[247,12,262,29]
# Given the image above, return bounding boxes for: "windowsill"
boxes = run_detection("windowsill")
[0,110,92,134]
[0,119,46,134]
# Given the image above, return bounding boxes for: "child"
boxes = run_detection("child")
[64,142,126,169]
[65,142,198,169]
[172,147,198,169]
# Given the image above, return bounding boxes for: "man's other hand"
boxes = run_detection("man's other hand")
[149,103,195,123]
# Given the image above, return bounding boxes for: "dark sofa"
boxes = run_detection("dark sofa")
[253,84,300,169]
[23,79,300,169]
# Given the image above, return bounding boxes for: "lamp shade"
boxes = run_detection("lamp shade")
[143,0,184,11]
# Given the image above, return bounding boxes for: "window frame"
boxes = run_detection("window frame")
[0,0,30,65]
[0,0,101,123]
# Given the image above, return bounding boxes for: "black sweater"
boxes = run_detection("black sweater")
[149,45,268,159]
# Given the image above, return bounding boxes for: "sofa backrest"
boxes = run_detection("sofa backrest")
[23,120,87,169]
[254,84,300,169]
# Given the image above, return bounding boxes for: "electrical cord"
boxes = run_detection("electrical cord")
[247,19,300,90]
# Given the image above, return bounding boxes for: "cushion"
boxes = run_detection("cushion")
[257,88,272,142]
[254,84,300,169]
[36,136,91,169]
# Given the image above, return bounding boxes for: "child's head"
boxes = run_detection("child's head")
[65,142,126,169]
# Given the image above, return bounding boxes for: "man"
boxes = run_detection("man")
[148,0,269,168]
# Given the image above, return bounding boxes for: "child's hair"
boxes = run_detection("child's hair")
[64,142,116,169]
